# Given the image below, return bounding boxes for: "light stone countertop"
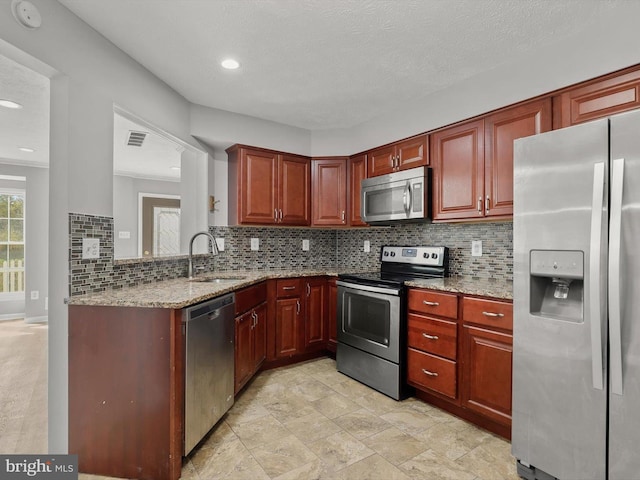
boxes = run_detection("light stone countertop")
[68,269,513,309]
[405,276,513,300]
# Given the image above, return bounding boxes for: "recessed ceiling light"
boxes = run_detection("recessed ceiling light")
[221,58,240,70]
[18,147,35,152]
[0,99,23,109]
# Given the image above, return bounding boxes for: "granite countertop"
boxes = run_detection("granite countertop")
[405,276,513,300]
[69,270,513,309]
[68,269,348,309]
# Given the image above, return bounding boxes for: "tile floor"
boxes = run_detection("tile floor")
[0,318,518,479]
[135,358,517,480]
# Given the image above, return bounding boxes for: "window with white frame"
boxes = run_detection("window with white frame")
[0,191,25,294]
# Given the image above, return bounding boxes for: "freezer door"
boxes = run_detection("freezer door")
[608,110,640,480]
[512,119,608,480]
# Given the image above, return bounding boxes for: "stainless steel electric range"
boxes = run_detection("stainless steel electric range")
[336,245,449,400]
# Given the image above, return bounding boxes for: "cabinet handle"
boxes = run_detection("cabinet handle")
[478,196,483,214]
[422,369,438,377]
[274,209,278,222]
[341,210,345,223]
[279,209,283,221]
[282,286,296,291]
[485,195,490,213]
[307,283,311,296]
[482,311,505,318]
[422,300,440,306]
[422,333,439,340]
[296,300,300,315]
[252,311,258,328]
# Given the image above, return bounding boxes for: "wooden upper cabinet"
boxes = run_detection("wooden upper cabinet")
[367,134,428,177]
[484,98,552,218]
[554,67,640,129]
[432,98,551,221]
[432,119,485,221]
[227,145,310,226]
[312,157,348,226]
[279,155,311,225]
[348,154,368,226]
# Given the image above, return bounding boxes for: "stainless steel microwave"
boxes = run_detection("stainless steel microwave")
[361,166,429,224]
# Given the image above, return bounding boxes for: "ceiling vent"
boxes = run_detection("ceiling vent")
[126,131,147,147]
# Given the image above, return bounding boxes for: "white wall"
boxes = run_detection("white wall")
[0,0,198,453]
[113,175,180,258]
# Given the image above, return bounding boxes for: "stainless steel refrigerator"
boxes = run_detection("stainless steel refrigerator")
[512,109,640,480]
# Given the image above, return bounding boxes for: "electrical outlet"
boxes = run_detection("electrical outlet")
[250,238,260,251]
[302,239,310,251]
[82,238,100,259]
[472,240,483,257]
[30,290,39,300]
[118,231,130,239]
[364,240,371,253]
[215,238,225,251]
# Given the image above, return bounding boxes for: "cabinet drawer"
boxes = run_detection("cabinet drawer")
[408,314,457,360]
[462,297,512,331]
[408,289,458,319]
[235,282,267,315]
[407,348,456,399]
[276,278,302,297]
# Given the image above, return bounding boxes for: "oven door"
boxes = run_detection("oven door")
[337,280,401,363]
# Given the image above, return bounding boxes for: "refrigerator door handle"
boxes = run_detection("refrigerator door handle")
[609,158,625,396]
[589,161,606,391]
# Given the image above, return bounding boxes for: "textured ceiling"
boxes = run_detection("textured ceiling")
[57,0,622,130]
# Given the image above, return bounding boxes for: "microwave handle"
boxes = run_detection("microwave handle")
[403,181,412,213]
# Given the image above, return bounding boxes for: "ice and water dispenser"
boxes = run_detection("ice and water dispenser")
[529,250,584,322]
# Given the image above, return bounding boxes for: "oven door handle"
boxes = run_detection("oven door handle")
[336,280,401,296]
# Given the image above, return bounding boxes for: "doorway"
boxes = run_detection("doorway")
[140,194,181,257]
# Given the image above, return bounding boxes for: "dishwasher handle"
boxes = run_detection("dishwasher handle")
[183,292,235,322]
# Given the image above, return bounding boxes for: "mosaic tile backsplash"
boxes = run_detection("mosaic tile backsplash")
[69,213,513,295]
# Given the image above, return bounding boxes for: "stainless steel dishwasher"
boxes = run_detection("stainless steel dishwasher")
[183,292,235,454]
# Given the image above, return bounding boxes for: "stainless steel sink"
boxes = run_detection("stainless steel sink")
[190,276,246,283]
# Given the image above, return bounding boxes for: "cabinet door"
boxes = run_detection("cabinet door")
[484,99,551,218]
[252,302,267,371]
[431,120,484,221]
[312,158,347,226]
[555,68,640,128]
[275,297,301,358]
[396,135,428,170]
[327,278,338,352]
[239,149,277,224]
[234,311,254,394]
[462,325,512,426]
[367,144,396,177]
[304,278,326,350]
[279,155,310,225]
[348,154,368,226]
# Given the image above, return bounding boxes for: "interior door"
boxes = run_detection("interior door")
[141,196,180,257]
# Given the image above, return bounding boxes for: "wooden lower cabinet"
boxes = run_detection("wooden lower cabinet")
[234,302,267,394]
[68,305,184,480]
[275,296,302,357]
[327,278,338,353]
[304,277,327,351]
[461,325,512,426]
[408,288,513,439]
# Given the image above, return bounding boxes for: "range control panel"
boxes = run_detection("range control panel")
[380,246,447,267]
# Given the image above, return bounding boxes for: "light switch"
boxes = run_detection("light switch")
[364,240,371,253]
[118,231,130,239]
[302,239,310,251]
[82,238,100,259]
[215,238,225,251]
[472,240,483,257]
[250,238,259,251]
